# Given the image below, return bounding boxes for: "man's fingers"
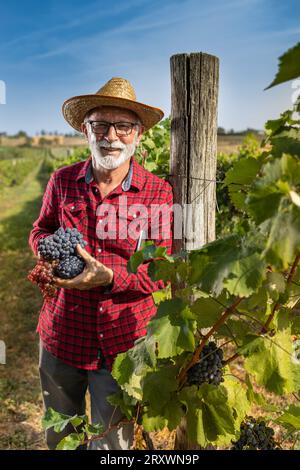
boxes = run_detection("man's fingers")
[53,270,87,288]
[76,244,94,262]
[53,276,74,288]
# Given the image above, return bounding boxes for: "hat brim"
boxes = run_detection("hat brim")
[62,94,164,133]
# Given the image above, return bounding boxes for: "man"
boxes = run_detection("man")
[29,77,173,450]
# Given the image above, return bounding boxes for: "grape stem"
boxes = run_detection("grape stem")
[80,417,133,446]
[177,297,243,387]
[223,352,239,365]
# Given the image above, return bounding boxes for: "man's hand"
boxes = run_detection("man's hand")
[53,244,114,290]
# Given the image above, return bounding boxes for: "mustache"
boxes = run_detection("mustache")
[95,140,126,150]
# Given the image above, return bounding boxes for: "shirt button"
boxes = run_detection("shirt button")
[99,307,103,312]
[99,333,104,338]
[97,248,102,253]
[71,206,75,210]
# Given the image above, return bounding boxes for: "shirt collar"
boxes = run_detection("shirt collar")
[76,155,145,192]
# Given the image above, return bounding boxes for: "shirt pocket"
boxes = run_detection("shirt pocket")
[58,200,88,233]
[117,208,148,253]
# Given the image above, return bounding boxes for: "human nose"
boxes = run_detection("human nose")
[103,123,119,142]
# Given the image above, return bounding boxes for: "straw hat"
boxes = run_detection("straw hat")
[62,77,164,133]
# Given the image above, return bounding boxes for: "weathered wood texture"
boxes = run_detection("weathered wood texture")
[169,52,219,252]
[169,52,219,450]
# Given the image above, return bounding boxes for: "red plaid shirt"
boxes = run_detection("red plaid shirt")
[29,155,173,371]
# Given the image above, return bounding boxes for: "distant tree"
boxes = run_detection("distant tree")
[14,130,28,138]
[217,127,226,135]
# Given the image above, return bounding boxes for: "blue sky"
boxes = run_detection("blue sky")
[0,0,299,135]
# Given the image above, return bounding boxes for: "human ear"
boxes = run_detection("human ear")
[81,122,88,138]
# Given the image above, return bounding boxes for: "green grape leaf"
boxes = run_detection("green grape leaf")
[216,318,253,342]
[239,286,268,311]
[265,110,297,137]
[237,334,266,356]
[270,134,300,158]
[127,251,144,273]
[222,375,251,423]
[275,404,300,431]
[224,253,267,297]
[244,374,267,406]
[152,287,171,305]
[223,157,261,187]
[190,236,264,297]
[142,396,184,432]
[107,390,137,420]
[56,433,85,450]
[243,329,295,394]
[147,311,196,358]
[84,423,105,437]
[142,367,179,413]
[265,42,300,89]
[42,408,86,433]
[291,317,300,335]
[179,385,236,446]
[111,336,157,399]
[127,242,173,274]
[148,259,177,283]
[245,159,283,224]
[265,272,286,302]
[263,205,300,270]
[190,297,224,328]
[223,158,262,211]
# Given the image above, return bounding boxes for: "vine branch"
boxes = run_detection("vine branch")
[177,297,243,386]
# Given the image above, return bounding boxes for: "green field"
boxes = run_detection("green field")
[0,149,55,449]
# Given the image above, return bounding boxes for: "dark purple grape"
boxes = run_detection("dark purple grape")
[54,256,85,279]
[187,341,225,387]
[231,417,278,450]
[38,227,87,261]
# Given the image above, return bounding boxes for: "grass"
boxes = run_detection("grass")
[0,157,52,449]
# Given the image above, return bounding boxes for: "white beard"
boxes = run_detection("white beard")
[87,128,139,171]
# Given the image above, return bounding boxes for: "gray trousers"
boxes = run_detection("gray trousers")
[38,339,134,450]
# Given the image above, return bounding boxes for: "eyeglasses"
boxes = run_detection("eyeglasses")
[87,121,139,136]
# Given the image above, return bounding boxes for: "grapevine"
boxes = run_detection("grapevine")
[42,42,300,450]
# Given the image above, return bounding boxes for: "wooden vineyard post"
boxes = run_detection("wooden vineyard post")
[168,52,219,449]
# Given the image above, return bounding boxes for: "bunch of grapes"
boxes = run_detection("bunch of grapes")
[38,227,87,261]
[231,417,279,450]
[187,341,224,386]
[27,260,58,300]
[28,227,87,296]
[54,256,85,279]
